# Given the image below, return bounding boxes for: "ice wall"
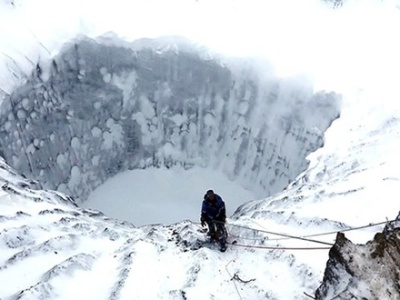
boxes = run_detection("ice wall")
[0,36,340,202]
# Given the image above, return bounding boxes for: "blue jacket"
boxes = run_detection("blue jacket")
[201,194,226,221]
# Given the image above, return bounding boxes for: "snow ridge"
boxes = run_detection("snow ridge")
[0,156,326,299]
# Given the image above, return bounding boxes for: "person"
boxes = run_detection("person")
[200,189,227,252]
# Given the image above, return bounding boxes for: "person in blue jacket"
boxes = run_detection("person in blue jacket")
[200,189,227,252]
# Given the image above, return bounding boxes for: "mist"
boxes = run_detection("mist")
[1,0,400,110]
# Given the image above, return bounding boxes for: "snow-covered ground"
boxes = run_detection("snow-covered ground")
[1,0,400,299]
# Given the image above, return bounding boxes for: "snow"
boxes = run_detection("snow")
[103,118,123,150]
[83,166,256,226]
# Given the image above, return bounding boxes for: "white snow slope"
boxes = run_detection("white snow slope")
[1,0,400,299]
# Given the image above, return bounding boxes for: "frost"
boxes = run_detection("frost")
[68,166,81,189]
[57,154,67,166]
[16,109,26,119]
[71,137,81,149]
[4,121,11,131]
[103,118,123,149]
[91,155,100,166]
[91,127,102,138]
[21,98,30,110]
[111,70,137,107]
[26,143,35,154]
[93,102,101,109]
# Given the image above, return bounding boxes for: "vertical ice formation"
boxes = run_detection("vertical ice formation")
[0,36,340,202]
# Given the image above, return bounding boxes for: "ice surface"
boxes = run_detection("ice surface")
[83,166,256,226]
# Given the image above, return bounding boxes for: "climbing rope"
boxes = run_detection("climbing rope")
[245,219,391,241]
[224,222,334,246]
[228,242,331,250]
[194,219,392,251]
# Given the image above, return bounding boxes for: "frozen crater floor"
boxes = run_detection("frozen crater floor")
[84,166,256,226]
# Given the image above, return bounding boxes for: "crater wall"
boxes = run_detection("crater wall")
[0,36,340,202]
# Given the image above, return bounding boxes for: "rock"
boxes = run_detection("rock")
[315,228,400,299]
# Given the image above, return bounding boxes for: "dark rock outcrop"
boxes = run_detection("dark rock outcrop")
[316,222,400,299]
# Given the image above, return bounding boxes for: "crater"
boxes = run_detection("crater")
[0,35,340,225]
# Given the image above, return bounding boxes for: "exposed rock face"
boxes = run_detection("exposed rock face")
[0,36,340,202]
[315,223,400,299]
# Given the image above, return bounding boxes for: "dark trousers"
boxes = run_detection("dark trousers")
[205,220,227,246]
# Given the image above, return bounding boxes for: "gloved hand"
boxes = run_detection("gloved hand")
[200,218,205,227]
[220,216,226,223]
